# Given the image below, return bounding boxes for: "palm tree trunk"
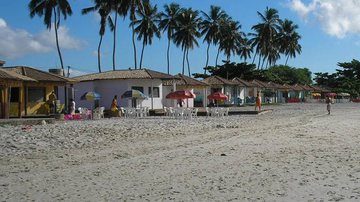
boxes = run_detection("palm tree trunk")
[186,49,190,77]
[258,54,261,69]
[97,35,103,73]
[252,52,257,64]
[132,22,137,69]
[204,43,210,74]
[215,47,220,67]
[53,8,64,75]
[285,54,290,66]
[140,41,145,69]
[167,37,170,74]
[112,12,118,71]
[182,49,186,75]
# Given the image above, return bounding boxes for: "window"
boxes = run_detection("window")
[131,86,144,93]
[148,87,159,98]
[28,87,46,102]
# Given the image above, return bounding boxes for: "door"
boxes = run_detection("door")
[10,87,20,117]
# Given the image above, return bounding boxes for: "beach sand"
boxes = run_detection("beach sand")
[1,103,360,201]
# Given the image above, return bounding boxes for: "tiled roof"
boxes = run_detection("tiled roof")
[5,66,72,83]
[291,84,304,91]
[232,77,256,87]
[0,68,36,82]
[310,85,331,92]
[250,79,274,88]
[300,84,314,91]
[202,76,237,85]
[74,68,175,82]
[268,81,289,90]
[163,74,207,86]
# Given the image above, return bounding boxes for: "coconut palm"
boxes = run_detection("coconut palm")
[132,1,161,68]
[119,0,147,69]
[251,7,281,69]
[278,19,302,65]
[199,5,228,73]
[214,16,232,67]
[82,0,112,73]
[237,36,253,62]
[159,3,180,74]
[173,8,201,76]
[219,19,243,61]
[29,0,72,75]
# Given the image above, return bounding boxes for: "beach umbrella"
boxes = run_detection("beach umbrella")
[207,92,228,100]
[165,90,196,99]
[338,92,350,97]
[81,91,101,101]
[121,89,148,99]
[326,92,336,97]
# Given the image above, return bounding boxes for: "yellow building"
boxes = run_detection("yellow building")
[0,66,73,118]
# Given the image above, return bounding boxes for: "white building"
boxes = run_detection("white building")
[72,69,175,110]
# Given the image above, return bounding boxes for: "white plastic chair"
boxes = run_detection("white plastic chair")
[191,108,198,118]
[80,108,91,120]
[93,107,105,119]
[184,108,192,119]
[175,108,184,119]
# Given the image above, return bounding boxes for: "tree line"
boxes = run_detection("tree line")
[314,59,360,98]
[28,0,301,77]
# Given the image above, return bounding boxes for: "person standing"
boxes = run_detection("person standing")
[326,96,332,115]
[111,95,121,117]
[48,91,57,114]
[255,92,262,111]
[69,99,76,115]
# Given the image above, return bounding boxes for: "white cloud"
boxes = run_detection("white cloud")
[0,18,84,59]
[289,0,360,38]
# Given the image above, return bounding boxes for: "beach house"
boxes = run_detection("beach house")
[232,77,257,105]
[202,76,237,105]
[72,69,175,110]
[0,66,72,118]
[162,74,208,107]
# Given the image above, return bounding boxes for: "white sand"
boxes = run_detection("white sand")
[1,103,360,201]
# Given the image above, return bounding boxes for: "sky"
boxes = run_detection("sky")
[1,0,360,77]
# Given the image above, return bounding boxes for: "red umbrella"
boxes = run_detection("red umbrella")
[166,90,196,99]
[326,92,337,97]
[207,92,228,100]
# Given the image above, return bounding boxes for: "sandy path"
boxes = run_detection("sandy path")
[1,103,360,201]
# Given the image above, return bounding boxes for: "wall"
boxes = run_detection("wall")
[73,79,165,110]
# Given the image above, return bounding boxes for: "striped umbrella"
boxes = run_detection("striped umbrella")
[121,89,147,99]
[80,91,101,101]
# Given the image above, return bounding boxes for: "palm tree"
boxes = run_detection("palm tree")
[278,19,302,65]
[159,3,181,74]
[219,19,243,61]
[251,7,281,69]
[119,0,147,69]
[29,0,72,75]
[173,8,201,76]
[199,5,227,73]
[237,36,253,62]
[132,1,161,68]
[82,0,112,73]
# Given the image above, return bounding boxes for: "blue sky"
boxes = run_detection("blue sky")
[1,0,360,77]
